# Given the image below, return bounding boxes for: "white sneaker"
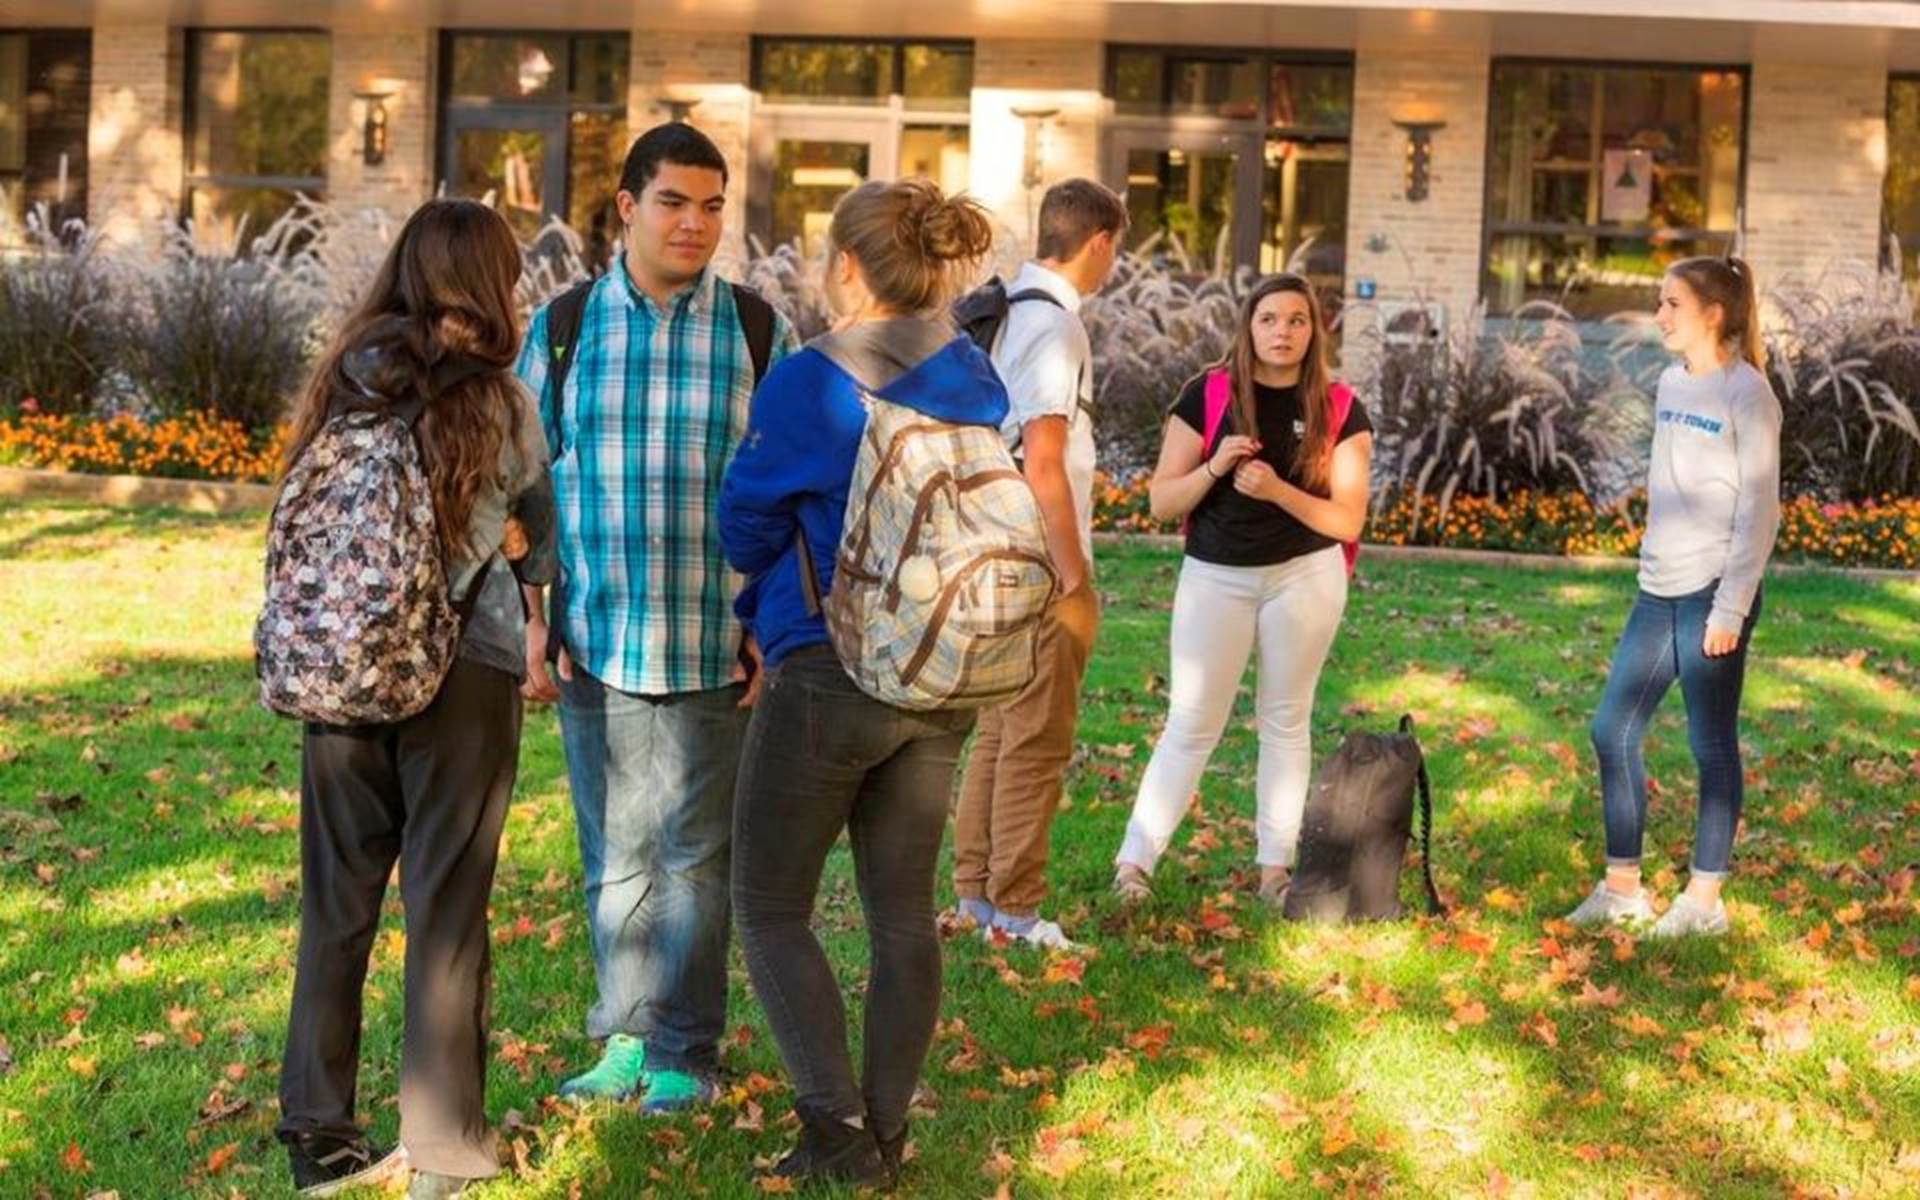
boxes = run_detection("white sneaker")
[1565,881,1655,929]
[982,914,1074,950]
[1648,893,1729,939]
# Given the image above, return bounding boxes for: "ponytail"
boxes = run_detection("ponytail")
[1668,254,1764,371]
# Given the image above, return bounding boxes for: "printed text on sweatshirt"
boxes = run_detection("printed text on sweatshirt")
[1638,360,1782,634]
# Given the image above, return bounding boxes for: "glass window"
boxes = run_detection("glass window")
[1884,78,1920,282]
[758,41,895,104]
[1269,63,1352,134]
[0,31,90,243]
[185,30,329,241]
[1107,50,1352,287]
[1484,62,1746,318]
[772,139,871,256]
[898,124,970,194]
[1107,48,1351,134]
[1124,146,1239,271]
[902,44,972,111]
[1169,56,1261,120]
[756,40,971,109]
[442,33,629,265]
[449,34,567,103]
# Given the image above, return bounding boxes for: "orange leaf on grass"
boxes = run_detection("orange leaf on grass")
[1805,923,1833,951]
[205,1142,239,1175]
[61,1141,89,1174]
[1521,1012,1560,1048]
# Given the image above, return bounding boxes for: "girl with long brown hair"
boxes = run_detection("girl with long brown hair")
[717,178,1005,1189]
[272,198,555,1200]
[1567,254,1780,939]
[1112,272,1372,907]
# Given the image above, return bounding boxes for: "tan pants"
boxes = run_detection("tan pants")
[952,582,1100,916]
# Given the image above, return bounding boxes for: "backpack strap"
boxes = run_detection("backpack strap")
[1182,370,1235,538]
[1328,380,1360,577]
[730,282,777,388]
[542,278,596,431]
[1201,369,1233,452]
[1401,713,1447,918]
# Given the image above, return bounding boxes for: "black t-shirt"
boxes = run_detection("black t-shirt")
[1169,375,1372,567]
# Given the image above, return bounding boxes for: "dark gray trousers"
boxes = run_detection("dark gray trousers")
[277,657,520,1180]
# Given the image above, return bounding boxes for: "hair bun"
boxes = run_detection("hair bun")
[909,194,993,264]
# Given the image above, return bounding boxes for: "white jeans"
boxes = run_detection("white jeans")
[1116,547,1348,871]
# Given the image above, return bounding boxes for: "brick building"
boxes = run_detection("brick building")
[5,1,1919,331]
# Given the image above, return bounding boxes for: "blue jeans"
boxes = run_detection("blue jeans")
[557,669,747,1073]
[1590,581,1761,879]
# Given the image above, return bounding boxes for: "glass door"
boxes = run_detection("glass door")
[750,113,892,256]
[443,107,569,242]
[1107,127,1263,275]
[1262,139,1349,318]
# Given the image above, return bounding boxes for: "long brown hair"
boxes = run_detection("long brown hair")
[828,178,994,313]
[1666,254,1764,370]
[280,198,525,562]
[1216,273,1337,491]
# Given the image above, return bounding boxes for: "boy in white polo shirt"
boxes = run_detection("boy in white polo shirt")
[953,179,1129,948]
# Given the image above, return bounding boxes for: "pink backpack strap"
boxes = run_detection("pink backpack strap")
[1182,370,1234,539]
[1201,369,1233,453]
[1327,380,1359,576]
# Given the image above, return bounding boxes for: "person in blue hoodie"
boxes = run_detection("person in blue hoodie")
[718,178,1006,1190]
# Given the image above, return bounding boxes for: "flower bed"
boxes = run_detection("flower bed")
[0,410,284,484]
[1092,474,1920,570]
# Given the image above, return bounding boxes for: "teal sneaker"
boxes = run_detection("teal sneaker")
[557,1033,648,1102]
[638,1067,721,1114]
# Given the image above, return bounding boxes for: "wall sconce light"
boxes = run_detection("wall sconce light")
[1011,105,1060,190]
[1392,113,1445,203]
[658,95,702,123]
[354,90,394,166]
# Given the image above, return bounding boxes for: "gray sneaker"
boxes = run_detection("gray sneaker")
[1566,881,1655,929]
[1648,893,1729,939]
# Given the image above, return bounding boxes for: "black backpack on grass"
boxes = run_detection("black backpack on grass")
[1283,715,1446,923]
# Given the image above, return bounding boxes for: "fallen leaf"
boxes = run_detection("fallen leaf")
[62,1141,89,1173]
[1483,887,1522,913]
[205,1142,239,1175]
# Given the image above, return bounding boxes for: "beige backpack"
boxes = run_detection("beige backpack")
[798,390,1057,711]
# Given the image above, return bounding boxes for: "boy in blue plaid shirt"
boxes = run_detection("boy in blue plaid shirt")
[516,124,796,1112]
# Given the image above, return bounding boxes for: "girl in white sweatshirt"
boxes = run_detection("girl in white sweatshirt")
[1568,255,1781,939]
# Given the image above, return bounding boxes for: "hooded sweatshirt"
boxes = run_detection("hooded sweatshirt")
[718,316,1011,670]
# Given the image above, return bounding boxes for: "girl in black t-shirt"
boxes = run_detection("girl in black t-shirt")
[1111,273,1372,908]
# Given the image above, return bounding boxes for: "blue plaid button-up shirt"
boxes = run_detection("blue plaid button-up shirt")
[516,263,797,695]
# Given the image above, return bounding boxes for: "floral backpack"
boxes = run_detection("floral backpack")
[254,393,461,726]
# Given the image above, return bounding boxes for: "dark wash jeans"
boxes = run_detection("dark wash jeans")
[1590,580,1762,879]
[732,646,973,1136]
[556,669,747,1073]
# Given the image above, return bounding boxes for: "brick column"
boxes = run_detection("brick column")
[326,31,435,222]
[970,40,1105,256]
[629,33,748,258]
[1743,60,1886,290]
[87,25,183,246]
[1344,46,1490,326]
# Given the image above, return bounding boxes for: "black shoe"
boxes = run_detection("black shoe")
[768,1106,891,1189]
[876,1123,909,1184]
[286,1134,406,1197]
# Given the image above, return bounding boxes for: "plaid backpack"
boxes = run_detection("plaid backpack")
[255,393,459,726]
[798,388,1057,711]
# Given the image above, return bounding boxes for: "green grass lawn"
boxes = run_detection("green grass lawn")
[1,499,1917,1200]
